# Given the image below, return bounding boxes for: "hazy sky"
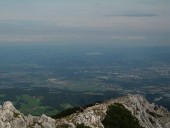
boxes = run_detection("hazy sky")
[0,0,169,46]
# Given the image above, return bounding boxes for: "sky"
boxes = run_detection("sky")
[0,0,169,46]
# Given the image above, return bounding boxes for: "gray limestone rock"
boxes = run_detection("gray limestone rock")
[0,95,169,128]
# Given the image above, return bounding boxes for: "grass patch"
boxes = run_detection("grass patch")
[15,94,58,116]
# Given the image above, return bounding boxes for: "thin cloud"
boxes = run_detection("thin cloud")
[86,52,104,56]
[0,35,83,42]
[111,35,146,41]
[106,13,158,17]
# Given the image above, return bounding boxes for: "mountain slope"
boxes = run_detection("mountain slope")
[0,94,169,128]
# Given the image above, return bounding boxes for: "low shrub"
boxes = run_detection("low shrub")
[102,103,144,128]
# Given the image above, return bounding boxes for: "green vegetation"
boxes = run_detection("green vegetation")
[0,87,119,116]
[76,124,91,128]
[0,94,5,98]
[51,107,80,119]
[102,103,143,128]
[0,45,170,115]
[15,94,58,116]
[51,101,102,119]
[60,103,73,109]
[0,94,6,105]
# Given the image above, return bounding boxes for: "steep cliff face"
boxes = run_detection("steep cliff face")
[0,95,169,128]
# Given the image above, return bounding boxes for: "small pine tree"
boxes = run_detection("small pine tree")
[102,103,143,128]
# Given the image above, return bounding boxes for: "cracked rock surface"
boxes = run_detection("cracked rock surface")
[0,95,169,128]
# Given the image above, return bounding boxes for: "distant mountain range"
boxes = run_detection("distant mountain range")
[0,94,169,128]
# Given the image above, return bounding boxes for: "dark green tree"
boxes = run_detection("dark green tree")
[102,103,143,128]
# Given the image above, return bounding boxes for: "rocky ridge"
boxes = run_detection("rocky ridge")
[0,94,169,128]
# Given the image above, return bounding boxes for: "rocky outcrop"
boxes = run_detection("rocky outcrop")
[0,95,169,128]
[0,102,56,128]
[105,95,170,128]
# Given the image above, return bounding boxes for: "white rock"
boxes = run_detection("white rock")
[0,95,169,128]
[0,121,5,128]
[33,124,41,128]
[6,122,11,128]
[3,101,15,111]
[164,122,170,128]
